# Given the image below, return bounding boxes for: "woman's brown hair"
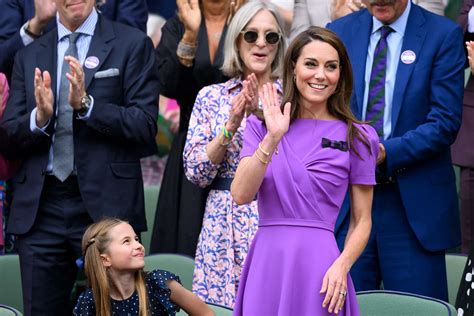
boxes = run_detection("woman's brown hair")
[82,218,148,316]
[282,26,371,157]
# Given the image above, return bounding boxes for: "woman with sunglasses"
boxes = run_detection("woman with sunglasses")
[150,0,246,259]
[183,1,286,308]
[232,27,378,315]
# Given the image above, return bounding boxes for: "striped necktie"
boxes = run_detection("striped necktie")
[366,26,393,138]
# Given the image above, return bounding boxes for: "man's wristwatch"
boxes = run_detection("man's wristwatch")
[78,94,92,116]
[24,22,41,39]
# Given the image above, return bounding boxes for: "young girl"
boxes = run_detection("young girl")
[74,218,214,316]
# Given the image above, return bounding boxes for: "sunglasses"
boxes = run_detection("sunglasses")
[240,30,281,45]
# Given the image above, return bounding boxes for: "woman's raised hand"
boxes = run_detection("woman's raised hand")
[177,0,201,35]
[226,92,247,133]
[260,83,290,141]
[242,73,259,113]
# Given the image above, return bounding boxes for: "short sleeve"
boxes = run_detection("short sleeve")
[349,124,379,185]
[240,114,267,159]
[73,290,95,316]
[146,269,182,315]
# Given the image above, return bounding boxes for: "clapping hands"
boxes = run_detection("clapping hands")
[64,56,86,110]
[177,0,201,36]
[29,0,57,36]
[331,0,366,20]
[241,73,259,113]
[467,41,474,75]
[227,74,261,133]
[34,68,54,128]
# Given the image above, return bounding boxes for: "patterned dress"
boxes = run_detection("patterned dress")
[183,77,282,307]
[456,252,474,316]
[74,269,180,315]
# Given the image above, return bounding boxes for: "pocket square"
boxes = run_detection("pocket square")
[94,68,120,79]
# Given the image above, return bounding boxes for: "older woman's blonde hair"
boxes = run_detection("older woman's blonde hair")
[221,1,286,78]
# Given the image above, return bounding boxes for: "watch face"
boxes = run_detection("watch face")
[80,95,91,114]
[81,95,91,107]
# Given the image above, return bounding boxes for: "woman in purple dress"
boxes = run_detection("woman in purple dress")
[183,1,286,307]
[231,27,379,315]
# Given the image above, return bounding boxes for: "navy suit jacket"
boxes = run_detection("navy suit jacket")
[0,0,148,81]
[328,3,464,252]
[1,16,158,235]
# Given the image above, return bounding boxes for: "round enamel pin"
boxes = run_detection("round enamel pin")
[400,50,416,64]
[84,56,99,69]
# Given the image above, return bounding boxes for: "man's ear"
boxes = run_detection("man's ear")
[100,254,111,267]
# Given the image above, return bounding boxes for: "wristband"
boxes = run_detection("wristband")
[24,22,41,39]
[177,40,197,60]
[222,125,234,139]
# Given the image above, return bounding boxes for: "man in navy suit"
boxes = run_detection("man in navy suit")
[0,0,148,82]
[328,0,464,300]
[0,0,158,313]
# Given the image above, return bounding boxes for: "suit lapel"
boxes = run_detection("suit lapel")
[391,5,426,132]
[36,29,58,113]
[84,16,114,90]
[351,12,372,119]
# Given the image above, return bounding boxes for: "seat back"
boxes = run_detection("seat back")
[144,254,195,291]
[357,290,457,316]
[0,256,23,313]
[0,304,22,316]
[142,185,160,255]
[446,253,468,306]
[207,302,233,316]
[176,302,232,316]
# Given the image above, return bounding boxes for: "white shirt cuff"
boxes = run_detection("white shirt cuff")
[469,7,474,33]
[30,108,50,135]
[20,22,36,46]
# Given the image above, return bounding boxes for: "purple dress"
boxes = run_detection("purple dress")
[233,116,379,315]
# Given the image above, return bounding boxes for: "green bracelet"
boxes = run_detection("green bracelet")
[222,125,233,139]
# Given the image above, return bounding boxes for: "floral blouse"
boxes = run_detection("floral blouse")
[183,77,283,186]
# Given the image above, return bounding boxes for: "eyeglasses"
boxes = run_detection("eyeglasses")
[240,30,281,45]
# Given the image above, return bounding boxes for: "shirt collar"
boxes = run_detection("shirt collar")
[225,76,283,94]
[371,0,410,36]
[57,9,98,42]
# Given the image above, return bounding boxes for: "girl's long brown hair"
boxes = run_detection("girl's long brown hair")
[82,218,148,316]
[282,26,371,158]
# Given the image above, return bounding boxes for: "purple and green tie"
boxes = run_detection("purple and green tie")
[366,26,393,138]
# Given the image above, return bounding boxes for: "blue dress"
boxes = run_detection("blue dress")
[74,270,180,316]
